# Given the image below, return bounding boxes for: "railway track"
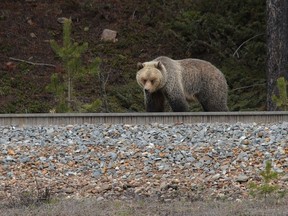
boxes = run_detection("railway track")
[0,111,287,126]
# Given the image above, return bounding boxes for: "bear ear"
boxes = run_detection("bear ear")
[137,62,144,70]
[155,61,163,70]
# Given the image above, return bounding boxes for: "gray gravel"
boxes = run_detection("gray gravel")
[0,122,287,201]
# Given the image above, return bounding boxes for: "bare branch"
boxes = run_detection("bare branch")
[9,57,56,68]
[233,33,264,57]
[230,83,265,92]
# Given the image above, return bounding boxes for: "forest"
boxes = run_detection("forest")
[0,0,285,113]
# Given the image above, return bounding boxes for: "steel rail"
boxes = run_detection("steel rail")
[0,112,287,126]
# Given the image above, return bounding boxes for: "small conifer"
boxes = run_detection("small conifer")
[47,18,100,112]
[272,77,288,111]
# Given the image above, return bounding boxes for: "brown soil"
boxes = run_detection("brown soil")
[1,0,182,113]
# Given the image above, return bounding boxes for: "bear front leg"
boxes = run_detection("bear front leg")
[145,90,165,112]
[165,92,189,112]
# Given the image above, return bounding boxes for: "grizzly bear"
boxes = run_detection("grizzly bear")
[136,56,228,112]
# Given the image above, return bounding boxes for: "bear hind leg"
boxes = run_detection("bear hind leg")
[199,98,229,112]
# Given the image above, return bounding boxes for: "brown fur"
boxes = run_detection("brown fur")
[136,56,229,112]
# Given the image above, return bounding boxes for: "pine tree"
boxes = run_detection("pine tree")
[47,18,100,112]
[249,161,281,199]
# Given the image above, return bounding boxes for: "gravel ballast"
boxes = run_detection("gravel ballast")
[0,122,287,201]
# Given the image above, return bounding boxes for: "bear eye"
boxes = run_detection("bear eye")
[150,80,154,84]
[142,79,147,83]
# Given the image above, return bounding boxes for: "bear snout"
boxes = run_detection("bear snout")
[144,86,156,94]
[144,88,153,94]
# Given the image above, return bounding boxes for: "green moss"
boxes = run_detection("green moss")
[0,44,12,52]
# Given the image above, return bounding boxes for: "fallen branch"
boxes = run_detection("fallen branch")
[230,83,266,92]
[9,57,56,68]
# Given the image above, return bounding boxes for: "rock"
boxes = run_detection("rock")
[99,184,112,193]
[57,17,69,24]
[0,122,287,201]
[242,139,250,145]
[96,196,105,201]
[235,174,249,183]
[100,29,118,43]
[5,156,15,162]
[160,182,168,190]
[65,171,77,176]
[212,173,221,180]
[134,187,144,194]
[92,169,102,179]
[64,188,75,194]
[280,174,288,182]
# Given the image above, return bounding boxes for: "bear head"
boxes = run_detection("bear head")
[136,61,166,93]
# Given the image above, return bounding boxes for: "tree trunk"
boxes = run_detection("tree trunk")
[99,70,110,113]
[266,0,288,110]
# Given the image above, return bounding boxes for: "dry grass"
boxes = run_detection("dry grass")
[1,196,288,216]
